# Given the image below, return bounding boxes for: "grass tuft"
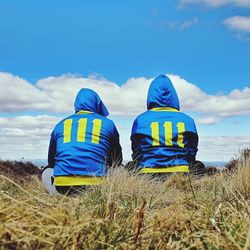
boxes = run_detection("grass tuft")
[0,152,250,249]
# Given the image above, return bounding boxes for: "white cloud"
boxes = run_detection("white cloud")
[1,72,250,123]
[0,115,62,160]
[0,73,49,112]
[197,136,250,161]
[1,72,250,161]
[180,18,200,29]
[0,115,248,162]
[170,75,250,118]
[147,17,199,31]
[197,116,221,125]
[147,8,199,31]
[224,16,250,32]
[179,0,250,8]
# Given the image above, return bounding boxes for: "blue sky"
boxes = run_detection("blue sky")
[0,0,250,161]
[1,0,250,92]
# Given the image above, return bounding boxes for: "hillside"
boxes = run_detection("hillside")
[0,152,249,249]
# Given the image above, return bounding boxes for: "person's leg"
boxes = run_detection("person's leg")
[41,167,57,195]
[146,173,170,182]
[55,185,89,196]
[54,186,71,195]
[189,161,206,176]
[124,160,140,172]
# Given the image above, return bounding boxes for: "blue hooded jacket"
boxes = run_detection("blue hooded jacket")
[48,88,122,179]
[131,74,198,171]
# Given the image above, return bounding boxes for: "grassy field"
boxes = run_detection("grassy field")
[0,152,250,250]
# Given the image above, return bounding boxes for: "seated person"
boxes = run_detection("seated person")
[130,74,204,176]
[42,88,122,195]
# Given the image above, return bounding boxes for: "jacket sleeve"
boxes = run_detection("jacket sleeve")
[187,121,198,163]
[47,130,57,167]
[131,119,142,162]
[107,125,123,167]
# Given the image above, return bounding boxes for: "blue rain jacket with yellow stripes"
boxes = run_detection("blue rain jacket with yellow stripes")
[48,88,122,178]
[131,74,198,171]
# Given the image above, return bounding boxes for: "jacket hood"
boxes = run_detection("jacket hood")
[147,74,180,110]
[74,88,109,117]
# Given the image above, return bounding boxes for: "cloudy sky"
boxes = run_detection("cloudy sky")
[0,0,250,162]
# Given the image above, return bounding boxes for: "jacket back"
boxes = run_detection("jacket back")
[48,89,122,177]
[131,75,198,168]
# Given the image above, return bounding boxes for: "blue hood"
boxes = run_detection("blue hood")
[74,88,109,117]
[147,74,180,110]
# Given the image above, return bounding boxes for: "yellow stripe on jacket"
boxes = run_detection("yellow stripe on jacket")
[150,107,179,112]
[140,165,189,174]
[54,176,105,186]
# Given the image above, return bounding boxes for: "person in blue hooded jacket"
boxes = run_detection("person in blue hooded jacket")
[42,88,122,195]
[130,74,203,176]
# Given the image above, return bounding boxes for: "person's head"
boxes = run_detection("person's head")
[74,88,109,116]
[147,74,180,110]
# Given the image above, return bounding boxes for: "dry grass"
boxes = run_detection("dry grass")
[0,153,250,250]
